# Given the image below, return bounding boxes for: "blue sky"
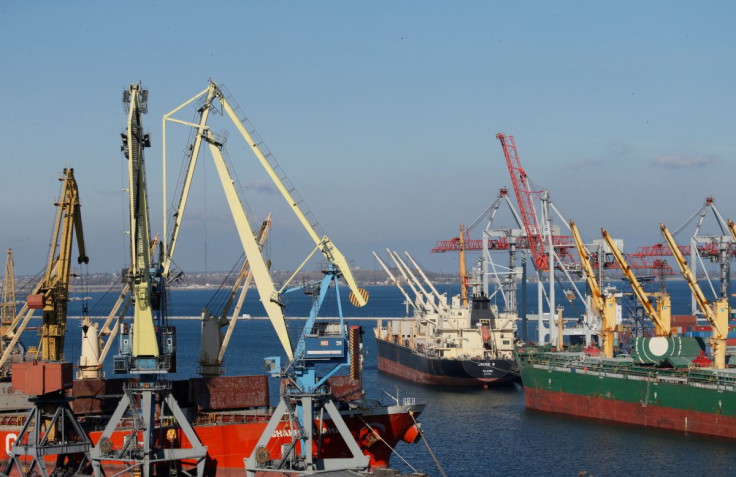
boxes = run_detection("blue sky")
[1,2,735,277]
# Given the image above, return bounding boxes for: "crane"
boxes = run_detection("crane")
[26,168,88,362]
[497,133,548,270]
[601,228,671,336]
[163,82,374,474]
[0,169,88,371]
[571,220,617,358]
[199,216,272,377]
[1,250,15,337]
[88,84,207,477]
[2,169,92,477]
[162,81,368,311]
[660,222,729,369]
[0,249,23,377]
[728,218,736,245]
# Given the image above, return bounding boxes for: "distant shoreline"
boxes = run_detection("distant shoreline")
[63,316,405,321]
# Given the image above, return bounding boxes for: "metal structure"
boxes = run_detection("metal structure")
[89,84,207,477]
[635,197,734,313]
[2,169,91,477]
[1,250,15,336]
[198,216,272,377]
[602,228,671,337]
[246,266,370,475]
[661,222,729,369]
[162,81,368,311]
[571,220,617,357]
[163,81,372,475]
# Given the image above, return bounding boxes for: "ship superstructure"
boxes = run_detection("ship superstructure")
[374,250,518,387]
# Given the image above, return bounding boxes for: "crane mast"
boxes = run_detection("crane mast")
[123,85,160,362]
[660,222,728,369]
[89,85,207,477]
[1,250,15,337]
[571,220,616,358]
[601,228,671,336]
[37,168,88,361]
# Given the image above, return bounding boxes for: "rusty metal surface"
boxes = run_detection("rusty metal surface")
[12,361,72,395]
[328,375,362,402]
[70,377,137,414]
[189,375,269,410]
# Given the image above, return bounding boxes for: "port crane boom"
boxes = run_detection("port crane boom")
[497,133,548,271]
[602,229,671,336]
[660,222,728,369]
[571,220,616,358]
[164,81,367,309]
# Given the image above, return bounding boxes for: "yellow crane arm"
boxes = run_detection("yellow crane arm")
[601,229,670,336]
[218,215,272,365]
[571,220,604,315]
[212,83,368,307]
[571,220,617,357]
[728,219,736,243]
[661,222,728,368]
[126,84,159,358]
[161,85,216,277]
[660,223,713,321]
[205,135,293,359]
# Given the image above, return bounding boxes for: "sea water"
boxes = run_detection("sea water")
[53,281,736,476]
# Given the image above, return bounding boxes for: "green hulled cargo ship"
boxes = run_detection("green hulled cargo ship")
[516,337,736,439]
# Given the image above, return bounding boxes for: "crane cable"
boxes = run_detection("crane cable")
[409,410,448,477]
[356,416,418,473]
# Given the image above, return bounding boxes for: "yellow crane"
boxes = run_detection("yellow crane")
[3,169,88,365]
[660,222,728,369]
[1,249,15,338]
[601,228,671,336]
[728,219,736,243]
[571,220,617,358]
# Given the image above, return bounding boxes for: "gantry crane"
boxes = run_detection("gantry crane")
[571,220,617,358]
[163,81,373,474]
[602,229,671,336]
[660,222,729,369]
[88,84,207,477]
[2,168,91,477]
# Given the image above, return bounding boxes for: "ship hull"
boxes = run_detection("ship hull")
[376,337,518,387]
[517,349,736,439]
[0,377,423,475]
[0,405,422,476]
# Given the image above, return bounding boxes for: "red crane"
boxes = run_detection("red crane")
[496,133,550,271]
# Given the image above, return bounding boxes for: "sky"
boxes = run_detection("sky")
[1,1,735,278]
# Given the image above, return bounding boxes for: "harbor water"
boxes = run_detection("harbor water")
[57,281,736,476]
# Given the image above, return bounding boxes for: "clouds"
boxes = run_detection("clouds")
[650,154,719,169]
[245,179,276,194]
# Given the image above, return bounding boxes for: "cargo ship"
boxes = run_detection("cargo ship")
[515,336,736,439]
[0,350,423,476]
[373,250,519,388]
